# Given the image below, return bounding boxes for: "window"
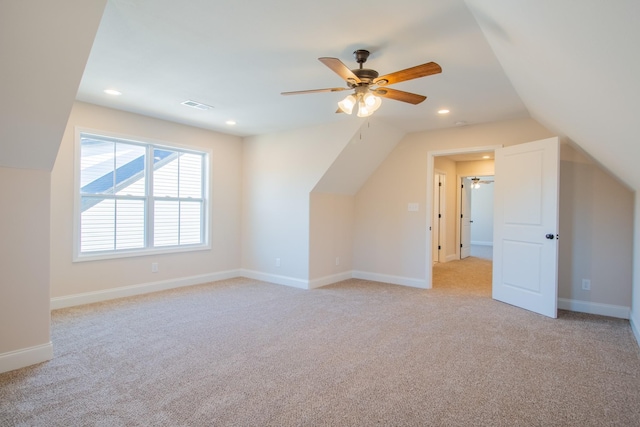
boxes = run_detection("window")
[75,131,209,260]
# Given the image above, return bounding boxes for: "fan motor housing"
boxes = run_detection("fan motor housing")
[349,68,379,86]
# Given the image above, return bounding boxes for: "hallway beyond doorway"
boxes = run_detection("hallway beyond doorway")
[470,244,492,260]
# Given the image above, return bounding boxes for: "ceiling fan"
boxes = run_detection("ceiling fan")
[281,49,442,117]
[470,177,494,189]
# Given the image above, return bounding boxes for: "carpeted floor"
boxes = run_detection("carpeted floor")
[2,260,640,426]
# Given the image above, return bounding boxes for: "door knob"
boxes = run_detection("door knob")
[545,234,555,240]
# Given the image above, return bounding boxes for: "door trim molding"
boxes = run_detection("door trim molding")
[558,298,630,319]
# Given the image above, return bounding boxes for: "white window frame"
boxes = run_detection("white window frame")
[73,127,211,262]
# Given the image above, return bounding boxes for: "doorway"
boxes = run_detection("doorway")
[427,138,561,317]
[426,145,501,291]
[458,175,494,261]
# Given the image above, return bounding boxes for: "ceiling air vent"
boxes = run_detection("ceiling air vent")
[181,100,214,110]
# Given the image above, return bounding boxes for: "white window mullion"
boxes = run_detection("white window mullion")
[147,145,154,249]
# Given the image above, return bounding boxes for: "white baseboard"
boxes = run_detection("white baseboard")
[471,241,493,246]
[51,270,241,310]
[240,269,309,290]
[352,270,427,289]
[0,342,53,374]
[558,298,630,319]
[308,271,353,289]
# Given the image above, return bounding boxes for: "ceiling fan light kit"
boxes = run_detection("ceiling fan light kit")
[281,49,441,117]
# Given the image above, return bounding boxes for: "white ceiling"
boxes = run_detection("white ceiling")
[76,0,640,191]
[76,0,528,137]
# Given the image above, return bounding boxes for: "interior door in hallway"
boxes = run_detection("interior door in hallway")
[432,173,445,263]
[492,137,559,318]
[460,177,472,259]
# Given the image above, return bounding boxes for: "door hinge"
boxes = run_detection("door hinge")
[438,214,441,218]
[460,243,463,248]
[439,182,442,187]
[461,214,463,218]
[438,245,441,250]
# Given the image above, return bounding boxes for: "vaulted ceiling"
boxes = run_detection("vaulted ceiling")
[2,0,639,191]
[76,0,528,136]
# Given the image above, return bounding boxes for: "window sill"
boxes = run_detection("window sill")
[73,243,211,263]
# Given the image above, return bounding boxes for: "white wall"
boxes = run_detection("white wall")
[558,145,633,311]
[0,0,106,373]
[353,117,634,315]
[354,118,553,284]
[0,167,53,371]
[309,193,355,285]
[241,120,362,286]
[50,102,243,302]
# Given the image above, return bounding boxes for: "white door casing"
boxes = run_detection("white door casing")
[432,175,440,263]
[492,137,560,318]
[433,173,445,263]
[460,177,472,259]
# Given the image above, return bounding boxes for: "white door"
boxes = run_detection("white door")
[492,137,559,318]
[432,175,442,263]
[460,177,472,259]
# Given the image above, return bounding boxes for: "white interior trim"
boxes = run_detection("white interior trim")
[308,272,353,289]
[558,298,630,319]
[0,342,53,374]
[352,270,427,289]
[240,269,309,290]
[51,270,241,310]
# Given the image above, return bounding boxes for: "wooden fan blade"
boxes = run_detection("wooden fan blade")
[374,62,441,86]
[281,87,349,96]
[318,57,361,84]
[373,87,426,104]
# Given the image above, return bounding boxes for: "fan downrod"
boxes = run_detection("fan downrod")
[353,49,370,67]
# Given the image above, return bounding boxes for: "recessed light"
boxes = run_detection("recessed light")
[482,155,491,159]
[225,120,236,126]
[103,89,122,96]
[438,109,450,114]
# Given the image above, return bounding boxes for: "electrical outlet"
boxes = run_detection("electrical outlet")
[275,258,281,267]
[335,257,340,266]
[582,279,591,290]
[151,262,159,273]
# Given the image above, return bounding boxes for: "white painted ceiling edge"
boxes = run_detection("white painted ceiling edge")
[0,0,107,171]
[465,0,640,190]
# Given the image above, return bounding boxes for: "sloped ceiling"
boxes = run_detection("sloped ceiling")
[313,119,405,195]
[466,0,640,190]
[0,0,106,170]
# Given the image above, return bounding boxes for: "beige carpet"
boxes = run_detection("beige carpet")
[2,261,640,426]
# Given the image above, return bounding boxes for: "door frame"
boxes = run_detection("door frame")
[426,145,502,289]
[433,171,446,264]
[458,176,473,259]
[456,173,495,259]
